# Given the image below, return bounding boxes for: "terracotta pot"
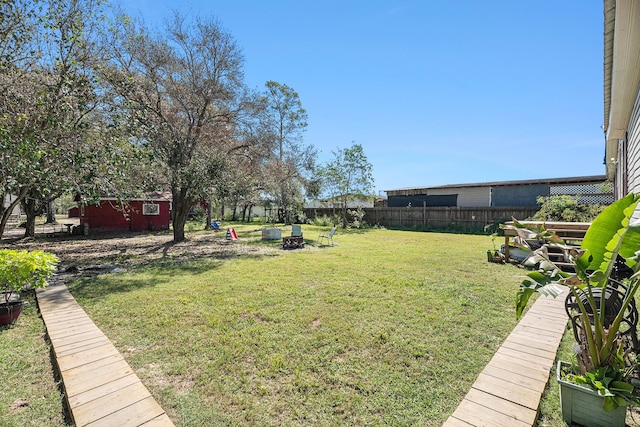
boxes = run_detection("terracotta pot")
[0,301,24,326]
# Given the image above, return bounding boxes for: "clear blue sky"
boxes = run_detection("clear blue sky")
[117,1,604,195]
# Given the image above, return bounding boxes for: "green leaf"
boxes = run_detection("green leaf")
[515,287,535,320]
[581,194,640,271]
[610,381,634,393]
[603,396,619,411]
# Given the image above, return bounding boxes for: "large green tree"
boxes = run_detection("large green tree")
[318,142,375,227]
[100,13,251,241]
[0,0,126,237]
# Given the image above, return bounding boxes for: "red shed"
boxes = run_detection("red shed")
[68,206,80,218]
[79,196,171,233]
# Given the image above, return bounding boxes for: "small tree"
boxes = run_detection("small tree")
[259,81,316,224]
[318,142,374,228]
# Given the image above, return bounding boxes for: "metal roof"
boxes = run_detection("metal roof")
[385,175,608,195]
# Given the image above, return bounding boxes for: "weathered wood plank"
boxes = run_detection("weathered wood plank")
[56,343,121,372]
[441,415,474,426]
[500,339,559,360]
[40,309,87,321]
[49,329,106,348]
[83,396,167,427]
[510,324,564,341]
[72,381,152,425]
[139,414,179,426]
[63,359,135,396]
[55,336,111,357]
[486,352,551,381]
[496,346,555,367]
[503,334,561,353]
[449,398,530,427]
[68,373,141,408]
[464,388,538,425]
[472,372,541,410]
[481,365,547,394]
[47,323,101,340]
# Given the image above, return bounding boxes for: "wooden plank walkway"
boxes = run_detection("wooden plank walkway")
[36,285,175,427]
[443,291,568,427]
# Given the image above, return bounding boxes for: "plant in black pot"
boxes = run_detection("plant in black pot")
[0,249,58,326]
[515,193,640,427]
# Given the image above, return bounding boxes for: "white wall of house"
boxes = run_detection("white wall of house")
[625,92,640,196]
[604,0,640,200]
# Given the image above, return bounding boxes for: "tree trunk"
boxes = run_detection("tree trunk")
[23,198,38,238]
[45,201,57,224]
[205,199,212,230]
[342,202,348,228]
[171,189,192,242]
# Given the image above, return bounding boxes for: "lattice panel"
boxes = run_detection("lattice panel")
[551,184,605,195]
[550,184,613,205]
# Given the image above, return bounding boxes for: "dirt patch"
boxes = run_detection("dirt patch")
[9,398,29,411]
[309,318,321,329]
[241,312,269,323]
[0,231,279,273]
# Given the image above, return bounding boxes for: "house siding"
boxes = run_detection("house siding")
[80,200,170,232]
[626,89,640,196]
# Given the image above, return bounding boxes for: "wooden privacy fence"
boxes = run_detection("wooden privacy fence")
[304,206,540,230]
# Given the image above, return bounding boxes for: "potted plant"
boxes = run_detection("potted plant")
[515,193,640,427]
[0,249,58,326]
[486,233,505,263]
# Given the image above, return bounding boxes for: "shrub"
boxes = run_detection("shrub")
[531,195,605,222]
[0,249,58,301]
[347,207,367,229]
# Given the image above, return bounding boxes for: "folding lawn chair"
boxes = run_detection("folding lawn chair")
[318,227,336,246]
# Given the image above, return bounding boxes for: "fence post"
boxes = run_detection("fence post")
[423,201,426,226]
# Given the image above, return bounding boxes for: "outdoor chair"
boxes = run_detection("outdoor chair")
[318,227,336,246]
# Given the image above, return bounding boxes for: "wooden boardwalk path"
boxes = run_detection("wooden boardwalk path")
[443,292,568,427]
[36,285,174,427]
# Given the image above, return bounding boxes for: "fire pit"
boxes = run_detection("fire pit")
[282,236,304,249]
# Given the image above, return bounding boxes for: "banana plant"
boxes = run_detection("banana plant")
[515,193,640,409]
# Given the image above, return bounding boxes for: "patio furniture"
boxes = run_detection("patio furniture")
[318,227,336,246]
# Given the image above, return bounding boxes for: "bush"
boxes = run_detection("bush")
[531,195,605,222]
[311,214,340,227]
[0,249,58,301]
[347,207,367,229]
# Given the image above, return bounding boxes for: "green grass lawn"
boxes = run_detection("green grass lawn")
[57,226,523,426]
[3,224,573,426]
[0,292,70,427]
